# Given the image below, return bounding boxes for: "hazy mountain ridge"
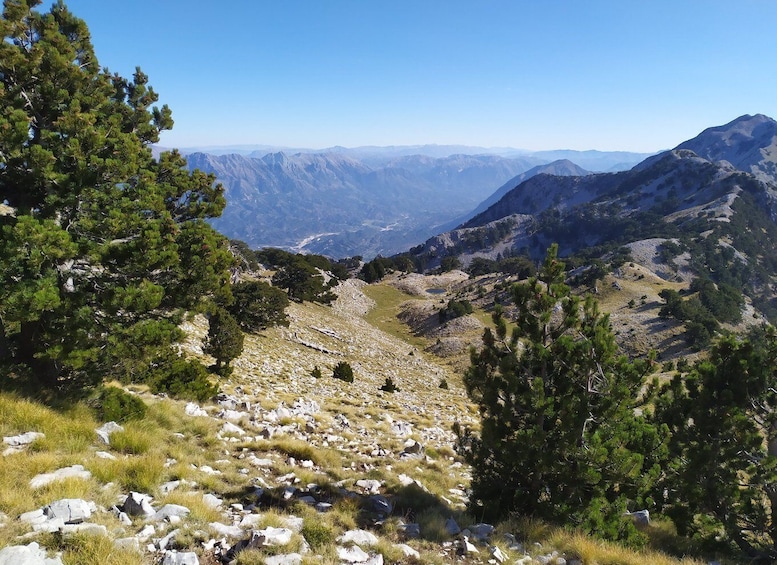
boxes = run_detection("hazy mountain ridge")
[188,151,544,257]
[463,159,592,221]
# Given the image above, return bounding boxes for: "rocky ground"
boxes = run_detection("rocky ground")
[0,269,720,564]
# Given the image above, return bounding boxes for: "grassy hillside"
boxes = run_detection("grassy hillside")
[0,277,726,564]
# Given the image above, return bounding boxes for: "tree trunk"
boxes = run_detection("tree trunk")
[0,315,9,361]
[769,424,777,552]
[18,320,59,386]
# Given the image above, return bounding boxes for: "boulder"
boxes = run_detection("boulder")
[396,543,420,559]
[264,554,302,565]
[337,545,370,563]
[625,509,650,526]
[184,402,208,417]
[338,529,379,546]
[44,499,95,524]
[0,542,63,565]
[95,421,124,444]
[29,465,91,489]
[250,526,294,547]
[122,492,155,517]
[444,517,461,535]
[151,504,190,522]
[161,551,199,565]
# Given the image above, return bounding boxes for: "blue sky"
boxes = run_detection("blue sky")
[59,0,777,152]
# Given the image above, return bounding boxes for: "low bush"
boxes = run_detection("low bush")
[148,357,218,402]
[93,386,147,423]
[332,361,354,383]
[379,377,399,393]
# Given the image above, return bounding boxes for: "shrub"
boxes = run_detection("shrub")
[439,379,449,389]
[148,357,218,402]
[311,366,322,379]
[379,377,399,393]
[301,519,335,549]
[438,299,473,323]
[94,386,147,423]
[332,361,354,383]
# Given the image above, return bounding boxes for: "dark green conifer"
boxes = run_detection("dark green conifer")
[457,245,663,541]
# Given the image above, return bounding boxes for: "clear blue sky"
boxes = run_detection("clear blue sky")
[58,0,777,152]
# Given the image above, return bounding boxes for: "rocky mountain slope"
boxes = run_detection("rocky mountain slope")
[403,115,777,321]
[676,113,777,184]
[461,159,591,222]
[186,146,651,259]
[187,151,542,259]
[0,275,706,565]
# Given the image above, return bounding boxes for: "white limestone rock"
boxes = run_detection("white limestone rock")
[338,529,379,547]
[95,421,124,444]
[44,499,95,524]
[0,542,63,565]
[29,465,91,489]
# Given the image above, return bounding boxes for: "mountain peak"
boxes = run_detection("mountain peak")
[675,114,777,183]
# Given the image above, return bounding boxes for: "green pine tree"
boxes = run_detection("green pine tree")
[203,309,244,376]
[457,245,663,541]
[227,280,289,331]
[0,1,233,395]
[653,328,777,560]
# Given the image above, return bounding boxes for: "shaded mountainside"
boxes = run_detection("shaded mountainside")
[187,151,543,258]
[462,159,591,221]
[401,115,777,321]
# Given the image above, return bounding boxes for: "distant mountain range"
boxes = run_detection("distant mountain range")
[402,114,777,318]
[182,144,652,258]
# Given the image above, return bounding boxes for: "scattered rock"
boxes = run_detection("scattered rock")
[338,529,379,546]
[445,517,461,535]
[122,492,155,517]
[184,403,208,417]
[625,509,650,526]
[44,499,95,524]
[29,465,91,489]
[337,545,371,563]
[2,432,44,455]
[161,551,199,565]
[95,421,124,444]
[151,504,190,522]
[0,541,63,565]
[264,554,302,565]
